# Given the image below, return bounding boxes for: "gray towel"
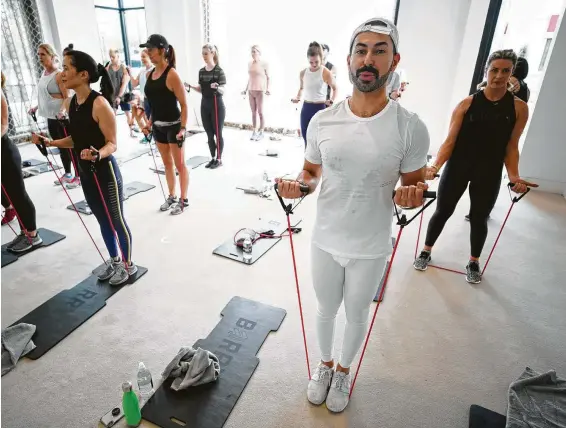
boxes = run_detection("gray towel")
[162,346,220,391]
[1,323,36,376]
[506,367,566,428]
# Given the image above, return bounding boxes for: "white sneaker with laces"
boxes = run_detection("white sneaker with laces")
[326,370,351,413]
[307,363,334,405]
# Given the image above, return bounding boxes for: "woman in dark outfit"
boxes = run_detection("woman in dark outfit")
[413,49,537,284]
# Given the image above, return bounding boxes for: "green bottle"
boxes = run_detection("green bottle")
[122,381,142,427]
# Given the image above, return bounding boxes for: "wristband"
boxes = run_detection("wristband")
[431,165,440,171]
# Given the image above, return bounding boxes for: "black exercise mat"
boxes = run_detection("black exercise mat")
[66,182,154,214]
[142,296,286,428]
[123,181,155,200]
[66,199,92,215]
[22,158,46,167]
[12,266,148,359]
[186,155,210,169]
[1,248,18,267]
[469,405,506,428]
[116,147,151,165]
[1,228,66,268]
[150,156,211,175]
[28,163,62,175]
[213,219,302,265]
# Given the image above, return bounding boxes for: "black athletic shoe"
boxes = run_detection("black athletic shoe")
[466,260,482,284]
[210,159,222,169]
[205,159,216,168]
[413,250,431,271]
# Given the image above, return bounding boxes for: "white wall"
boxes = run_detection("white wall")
[144,0,203,126]
[448,0,491,115]
[47,0,102,63]
[519,14,566,195]
[396,0,475,152]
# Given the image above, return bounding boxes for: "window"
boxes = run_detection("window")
[538,38,552,71]
[94,0,147,67]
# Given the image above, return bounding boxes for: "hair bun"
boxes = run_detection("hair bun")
[68,43,74,49]
[97,63,105,75]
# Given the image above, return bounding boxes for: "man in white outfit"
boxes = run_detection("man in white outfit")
[276,17,430,413]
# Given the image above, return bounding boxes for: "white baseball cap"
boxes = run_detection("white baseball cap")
[350,17,399,53]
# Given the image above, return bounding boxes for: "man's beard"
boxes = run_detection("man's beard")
[349,65,391,93]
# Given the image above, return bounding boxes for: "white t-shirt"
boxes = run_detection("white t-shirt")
[304,99,430,259]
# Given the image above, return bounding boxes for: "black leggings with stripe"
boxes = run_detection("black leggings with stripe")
[80,155,133,263]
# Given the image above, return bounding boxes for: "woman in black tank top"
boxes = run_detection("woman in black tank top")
[32,50,137,286]
[140,34,189,215]
[413,49,538,284]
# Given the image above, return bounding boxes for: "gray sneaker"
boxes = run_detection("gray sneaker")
[8,232,43,253]
[256,130,264,141]
[170,199,189,215]
[160,195,178,211]
[307,363,334,405]
[413,250,431,271]
[466,260,482,284]
[326,370,351,413]
[97,258,121,281]
[250,130,258,140]
[109,261,138,286]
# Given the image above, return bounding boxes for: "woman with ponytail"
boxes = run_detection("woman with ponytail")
[140,34,190,214]
[29,43,80,188]
[185,43,227,169]
[292,41,336,147]
[32,50,137,286]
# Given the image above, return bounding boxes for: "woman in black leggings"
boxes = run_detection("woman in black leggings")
[413,49,537,284]
[30,43,80,189]
[1,72,42,252]
[185,43,226,169]
[32,50,136,286]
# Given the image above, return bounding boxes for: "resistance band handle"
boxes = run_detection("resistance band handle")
[273,182,310,195]
[30,111,38,123]
[507,182,531,203]
[391,190,437,199]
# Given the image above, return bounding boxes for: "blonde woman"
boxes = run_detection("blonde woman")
[29,43,79,188]
[242,45,270,140]
[185,44,227,169]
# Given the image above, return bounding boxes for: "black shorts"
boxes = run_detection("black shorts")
[153,123,181,144]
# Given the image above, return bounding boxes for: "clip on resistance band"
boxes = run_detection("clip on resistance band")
[350,189,437,396]
[274,181,437,395]
[417,182,532,276]
[31,125,108,266]
[273,181,311,378]
[145,131,168,203]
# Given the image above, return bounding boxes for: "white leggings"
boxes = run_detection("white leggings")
[311,244,387,368]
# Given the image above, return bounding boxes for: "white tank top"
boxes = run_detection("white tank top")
[37,70,63,119]
[303,67,327,103]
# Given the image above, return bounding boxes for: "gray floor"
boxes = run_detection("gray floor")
[2,121,566,428]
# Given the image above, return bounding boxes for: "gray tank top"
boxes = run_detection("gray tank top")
[108,64,128,98]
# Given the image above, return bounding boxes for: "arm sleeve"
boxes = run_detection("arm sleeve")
[304,114,322,165]
[400,115,430,173]
[217,69,227,85]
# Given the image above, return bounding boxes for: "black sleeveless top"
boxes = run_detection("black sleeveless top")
[144,66,180,122]
[450,90,516,171]
[68,90,109,173]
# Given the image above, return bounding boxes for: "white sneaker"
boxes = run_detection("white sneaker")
[307,363,334,405]
[325,370,351,413]
[250,130,258,140]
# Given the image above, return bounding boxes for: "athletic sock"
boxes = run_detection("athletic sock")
[112,256,121,263]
